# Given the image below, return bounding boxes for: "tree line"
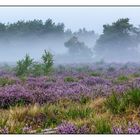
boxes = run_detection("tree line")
[0,18,140,61]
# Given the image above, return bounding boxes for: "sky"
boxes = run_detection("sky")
[0,7,140,34]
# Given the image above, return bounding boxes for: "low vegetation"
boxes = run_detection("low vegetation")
[15,50,53,77]
[1,60,140,134]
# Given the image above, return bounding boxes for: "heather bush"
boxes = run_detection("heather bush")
[112,126,123,134]
[112,122,140,134]
[127,123,140,134]
[78,125,90,134]
[0,85,34,109]
[57,122,78,134]
[0,127,9,134]
[57,122,90,134]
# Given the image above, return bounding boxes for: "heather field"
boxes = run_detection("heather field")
[1,62,140,134]
[1,7,140,135]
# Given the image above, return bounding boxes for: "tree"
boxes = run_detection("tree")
[64,36,92,58]
[94,18,140,61]
[15,54,34,76]
[42,50,54,75]
[0,19,65,38]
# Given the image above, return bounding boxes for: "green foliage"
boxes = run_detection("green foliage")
[90,71,101,77]
[15,54,33,76]
[94,118,111,134]
[13,127,23,134]
[64,77,76,82]
[19,76,27,83]
[95,18,140,60]
[0,117,8,128]
[79,96,90,104]
[64,107,93,119]
[14,99,27,107]
[132,73,140,78]
[31,62,44,76]
[43,106,61,128]
[114,75,129,84]
[15,51,54,77]
[124,88,140,107]
[0,19,65,37]
[105,88,140,114]
[64,36,92,57]
[0,77,16,86]
[105,93,126,114]
[42,50,53,75]
[117,75,129,82]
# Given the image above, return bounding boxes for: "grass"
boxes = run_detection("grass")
[0,77,16,86]
[124,88,140,107]
[90,71,101,77]
[104,93,126,114]
[94,118,111,134]
[1,88,140,134]
[113,75,130,84]
[64,106,93,119]
[105,88,140,114]
[64,77,78,82]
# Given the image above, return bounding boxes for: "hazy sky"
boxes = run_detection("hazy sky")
[0,7,140,34]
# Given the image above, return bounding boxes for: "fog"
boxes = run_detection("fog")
[0,7,140,65]
[0,29,140,65]
[0,34,97,65]
[0,36,67,63]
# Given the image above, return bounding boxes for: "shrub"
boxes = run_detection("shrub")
[0,85,34,109]
[31,62,44,77]
[57,122,78,134]
[42,50,53,75]
[15,54,33,76]
[112,122,140,134]
[57,122,90,134]
[94,118,111,134]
